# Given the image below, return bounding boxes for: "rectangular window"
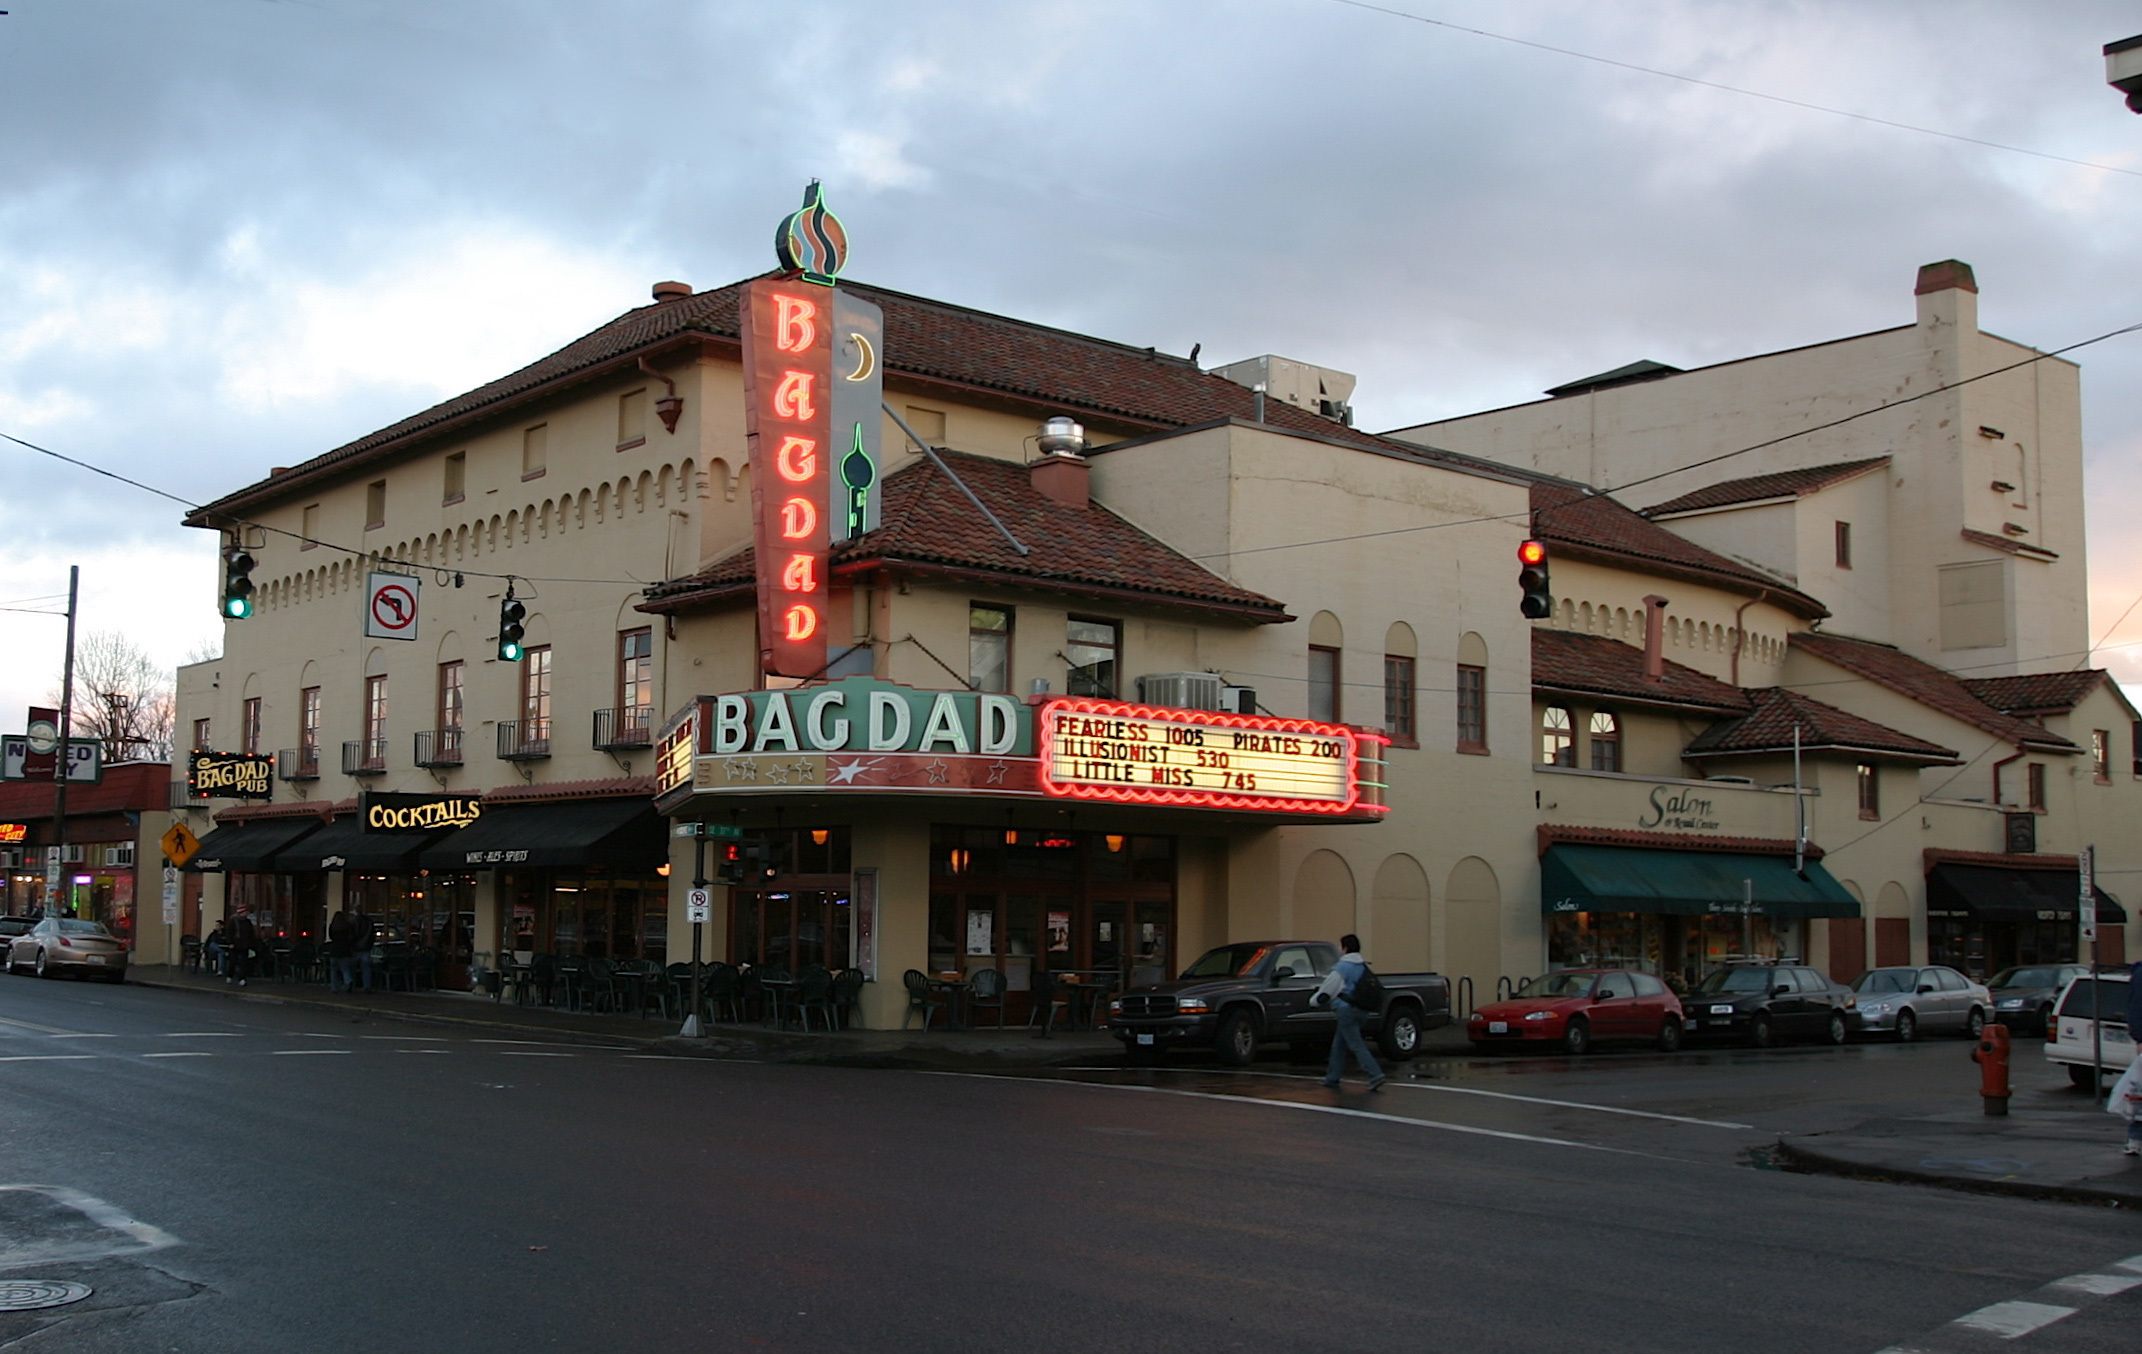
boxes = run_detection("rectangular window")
[1588,711,1621,772]
[1834,520,1852,569]
[1857,763,1879,820]
[301,503,319,550]
[444,451,466,504]
[363,674,388,765]
[1308,645,1340,723]
[1456,664,1486,751]
[618,629,652,724]
[1383,655,1416,743]
[299,686,320,763]
[438,660,464,734]
[192,718,211,751]
[242,698,262,755]
[2091,729,2110,782]
[522,424,547,479]
[522,646,553,744]
[365,479,386,529]
[617,389,647,450]
[969,605,1012,694]
[1065,617,1120,699]
[2027,762,2045,811]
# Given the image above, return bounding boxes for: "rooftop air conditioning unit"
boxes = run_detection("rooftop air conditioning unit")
[1135,672,1224,712]
[1220,685,1258,716]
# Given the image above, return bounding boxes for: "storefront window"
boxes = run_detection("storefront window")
[498,866,668,962]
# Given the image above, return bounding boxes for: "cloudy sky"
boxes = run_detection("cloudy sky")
[3,0,2139,738]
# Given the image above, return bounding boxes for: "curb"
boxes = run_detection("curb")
[1773,1135,2133,1208]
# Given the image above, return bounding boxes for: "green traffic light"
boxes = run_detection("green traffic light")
[224,596,252,619]
[500,640,522,662]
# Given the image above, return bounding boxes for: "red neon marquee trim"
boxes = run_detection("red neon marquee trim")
[1036,696,1366,815]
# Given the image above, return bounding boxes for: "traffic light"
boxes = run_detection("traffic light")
[497,594,526,662]
[220,545,256,619]
[1518,538,1552,619]
[714,842,747,885]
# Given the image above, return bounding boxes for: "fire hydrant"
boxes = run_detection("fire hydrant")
[1971,1022,2011,1116]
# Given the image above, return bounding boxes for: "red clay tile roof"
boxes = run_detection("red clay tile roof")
[1532,629,1752,714]
[483,776,656,805]
[187,277,1503,524]
[1539,825,1825,859]
[1684,687,1959,763]
[1961,671,2108,716]
[1644,457,1890,518]
[642,448,1289,621]
[1531,481,1827,619]
[1791,632,2076,751]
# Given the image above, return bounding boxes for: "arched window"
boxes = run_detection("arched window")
[1588,711,1621,772]
[1541,706,1575,766]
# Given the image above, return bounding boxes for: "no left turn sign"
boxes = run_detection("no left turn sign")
[364,571,421,641]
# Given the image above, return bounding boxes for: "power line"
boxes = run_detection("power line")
[1322,0,2142,180]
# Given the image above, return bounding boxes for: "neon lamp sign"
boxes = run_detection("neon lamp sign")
[1036,697,1386,816]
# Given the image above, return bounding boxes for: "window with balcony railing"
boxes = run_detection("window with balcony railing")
[593,705,654,750]
[414,728,465,768]
[343,737,387,775]
[277,746,320,781]
[496,720,551,762]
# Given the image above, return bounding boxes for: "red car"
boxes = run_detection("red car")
[1467,968,1685,1054]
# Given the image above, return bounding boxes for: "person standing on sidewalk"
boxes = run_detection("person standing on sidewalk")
[226,907,257,988]
[352,906,376,992]
[325,906,356,993]
[1311,933,1385,1092]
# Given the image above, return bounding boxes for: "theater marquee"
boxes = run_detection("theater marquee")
[1037,697,1386,816]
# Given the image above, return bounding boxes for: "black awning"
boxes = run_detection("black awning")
[417,798,664,872]
[271,815,442,874]
[188,818,326,873]
[1926,864,2127,923]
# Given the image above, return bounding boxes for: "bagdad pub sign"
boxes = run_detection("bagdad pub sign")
[657,679,1388,820]
[362,791,482,833]
[188,750,273,800]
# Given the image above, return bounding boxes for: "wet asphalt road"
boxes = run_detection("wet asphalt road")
[0,977,2137,1353]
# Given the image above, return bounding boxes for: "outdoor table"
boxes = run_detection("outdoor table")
[759,976,797,1026]
[927,973,969,1030]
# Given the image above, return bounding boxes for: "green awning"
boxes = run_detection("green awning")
[1541,844,1861,919]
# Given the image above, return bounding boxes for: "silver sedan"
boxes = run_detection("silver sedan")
[5,917,128,982]
[1849,965,1990,1041]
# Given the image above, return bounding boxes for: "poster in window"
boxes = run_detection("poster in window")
[1047,910,1071,953]
[965,908,993,956]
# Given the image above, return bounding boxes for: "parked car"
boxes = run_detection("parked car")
[1468,968,1685,1054]
[1988,963,2091,1037]
[1106,940,1451,1067]
[1681,962,1855,1047]
[2044,968,2133,1090]
[5,917,128,982]
[0,916,35,942]
[1848,964,1991,1041]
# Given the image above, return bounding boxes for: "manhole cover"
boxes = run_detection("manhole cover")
[0,1280,92,1312]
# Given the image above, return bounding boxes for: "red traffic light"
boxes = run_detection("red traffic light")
[1518,538,1547,566]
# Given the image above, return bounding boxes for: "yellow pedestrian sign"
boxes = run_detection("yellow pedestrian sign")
[161,821,201,869]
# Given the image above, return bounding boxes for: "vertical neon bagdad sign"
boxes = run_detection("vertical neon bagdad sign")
[742,183,842,677]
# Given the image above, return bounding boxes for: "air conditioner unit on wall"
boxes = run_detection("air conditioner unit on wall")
[1220,685,1258,715]
[1135,672,1224,712]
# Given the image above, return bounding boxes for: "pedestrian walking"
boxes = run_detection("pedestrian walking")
[226,907,258,988]
[352,906,376,992]
[326,906,356,993]
[1311,933,1385,1092]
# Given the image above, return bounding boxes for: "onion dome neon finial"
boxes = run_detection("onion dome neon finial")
[775,180,848,286]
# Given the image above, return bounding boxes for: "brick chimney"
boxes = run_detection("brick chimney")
[1030,415,1089,509]
[1642,595,1670,681]
[1914,259,1977,336]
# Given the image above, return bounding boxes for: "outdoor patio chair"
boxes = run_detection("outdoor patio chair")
[795,967,838,1032]
[967,967,1007,1028]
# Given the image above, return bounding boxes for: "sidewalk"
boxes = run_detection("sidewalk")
[121,966,2140,1204]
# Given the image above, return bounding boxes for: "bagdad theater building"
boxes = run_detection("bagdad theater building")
[174,189,2132,1027]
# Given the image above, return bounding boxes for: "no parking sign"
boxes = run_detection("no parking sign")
[364,571,421,641]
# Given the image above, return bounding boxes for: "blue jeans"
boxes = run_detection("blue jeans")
[331,956,356,992]
[1325,1002,1384,1086]
[357,951,375,991]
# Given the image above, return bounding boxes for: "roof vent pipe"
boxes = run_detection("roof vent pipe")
[1642,595,1669,681]
[1253,381,1266,423]
[1036,415,1086,458]
[651,280,692,303]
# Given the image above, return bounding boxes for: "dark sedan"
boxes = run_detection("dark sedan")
[1681,962,1854,1047]
[1988,963,2090,1036]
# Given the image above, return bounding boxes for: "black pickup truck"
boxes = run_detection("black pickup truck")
[1105,940,1452,1066]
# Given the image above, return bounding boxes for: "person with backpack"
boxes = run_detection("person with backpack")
[1311,932,1385,1092]
[352,906,376,992]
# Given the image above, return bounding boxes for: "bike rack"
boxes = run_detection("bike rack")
[1495,974,1516,1001]
[1455,975,1474,1019]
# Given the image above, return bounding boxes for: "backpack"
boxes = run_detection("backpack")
[1346,964,1384,1013]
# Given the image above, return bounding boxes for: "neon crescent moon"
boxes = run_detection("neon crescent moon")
[844,332,876,383]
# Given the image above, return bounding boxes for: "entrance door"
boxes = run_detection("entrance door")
[1088,901,1127,991]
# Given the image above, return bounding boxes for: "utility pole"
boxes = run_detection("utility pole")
[46,567,79,917]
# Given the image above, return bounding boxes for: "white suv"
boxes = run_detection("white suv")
[2043,968,2133,1089]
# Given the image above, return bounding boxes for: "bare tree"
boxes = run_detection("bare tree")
[51,631,176,763]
